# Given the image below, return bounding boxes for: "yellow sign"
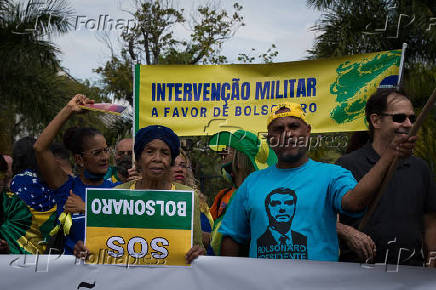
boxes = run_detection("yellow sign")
[135,50,401,136]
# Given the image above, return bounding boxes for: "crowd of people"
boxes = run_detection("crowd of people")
[0,88,435,267]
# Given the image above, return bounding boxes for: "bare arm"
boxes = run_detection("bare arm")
[341,135,416,212]
[337,222,375,262]
[33,94,93,189]
[424,213,436,267]
[221,236,241,257]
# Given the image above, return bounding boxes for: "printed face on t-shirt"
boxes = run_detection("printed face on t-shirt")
[268,193,295,224]
[256,187,308,260]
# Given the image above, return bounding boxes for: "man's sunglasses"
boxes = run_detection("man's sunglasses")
[117,150,132,157]
[380,113,416,124]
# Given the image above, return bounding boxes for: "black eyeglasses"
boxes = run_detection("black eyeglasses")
[380,113,416,124]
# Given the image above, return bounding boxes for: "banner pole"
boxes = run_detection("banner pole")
[132,62,135,165]
[132,60,140,165]
[397,43,408,88]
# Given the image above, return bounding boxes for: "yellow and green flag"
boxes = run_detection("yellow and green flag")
[85,188,193,267]
[135,49,401,135]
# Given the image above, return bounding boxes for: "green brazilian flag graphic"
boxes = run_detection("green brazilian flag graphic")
[329,50,401,125]
[0,191,57,254]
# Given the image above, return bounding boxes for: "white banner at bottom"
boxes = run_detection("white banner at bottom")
[1,255,435,290]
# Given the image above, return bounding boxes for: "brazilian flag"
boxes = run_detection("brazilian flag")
[0,170,58,254]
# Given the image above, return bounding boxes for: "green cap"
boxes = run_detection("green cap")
[209,130,277,170]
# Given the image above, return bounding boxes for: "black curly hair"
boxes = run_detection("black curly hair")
[63,127,103,154]
[12,137,37,175]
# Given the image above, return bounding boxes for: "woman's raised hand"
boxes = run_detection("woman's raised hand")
[67,94,94,113]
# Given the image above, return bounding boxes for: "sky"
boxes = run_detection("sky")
[52,0,321,83]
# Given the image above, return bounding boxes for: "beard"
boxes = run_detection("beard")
[279,146,307,164]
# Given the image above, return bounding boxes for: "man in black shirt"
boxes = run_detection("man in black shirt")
[336,88,436,267]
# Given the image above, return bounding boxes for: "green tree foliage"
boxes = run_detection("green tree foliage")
[0,0,115,152]
[96,0,245,106]
[308,0,436,175]
[0,0,72,152]
[237,44,279,64]
[308,0,436,107]
[415,118,436,177]
[94,50,134,105]
[308,0,436,63]
[179,136,231,200]
[124,0,244,65]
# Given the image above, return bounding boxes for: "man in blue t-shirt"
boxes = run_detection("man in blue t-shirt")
[219,102,416,261]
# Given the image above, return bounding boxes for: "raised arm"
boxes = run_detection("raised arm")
[33,94,94,189]
[341,135,416,212]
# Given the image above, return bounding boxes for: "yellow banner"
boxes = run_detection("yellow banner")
[135,50,401,136]
[85,227,191,266]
